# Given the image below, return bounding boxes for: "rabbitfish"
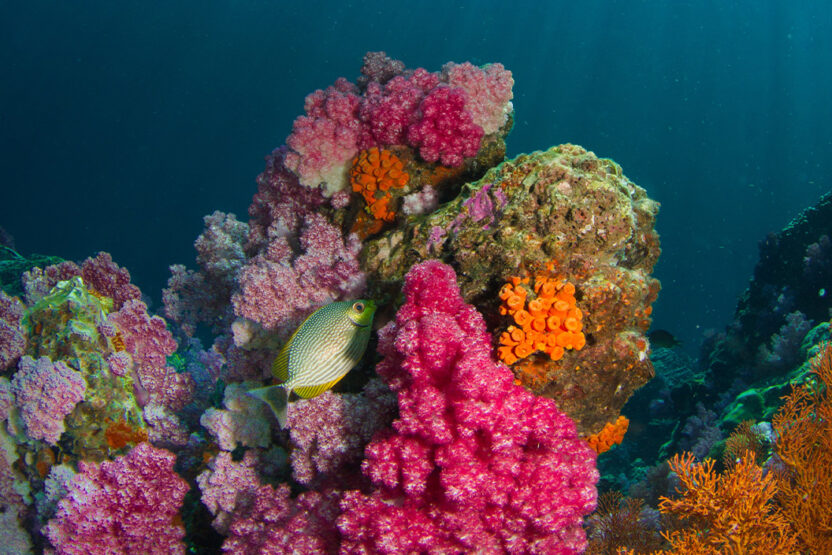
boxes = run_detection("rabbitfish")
[248,299,376,427]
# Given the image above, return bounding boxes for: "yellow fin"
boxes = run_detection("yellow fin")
[293,377,344,399]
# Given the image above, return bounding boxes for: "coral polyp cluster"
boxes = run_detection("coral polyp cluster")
[348,147,411,238]
[585,415,630,454]
[497,272,586,365]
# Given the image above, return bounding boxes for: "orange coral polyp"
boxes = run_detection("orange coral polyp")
[548,345,565,360]
[514,342,535,359]
[527,298,544,316]
[497,272,587,366]
[350,147,409,223]
[507,295,525,311]
[513,310,532,327]
[554,299,571,312]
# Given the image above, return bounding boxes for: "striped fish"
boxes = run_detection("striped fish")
[248,299,377,428]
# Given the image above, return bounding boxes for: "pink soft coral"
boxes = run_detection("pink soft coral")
[283,78,363,195]
[338,260,598,554]
[44,443,188,554]
[443,61,514,135]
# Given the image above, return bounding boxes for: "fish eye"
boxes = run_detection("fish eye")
[353,302,365,312]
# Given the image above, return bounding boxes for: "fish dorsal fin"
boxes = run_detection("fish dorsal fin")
[294,377,345,399]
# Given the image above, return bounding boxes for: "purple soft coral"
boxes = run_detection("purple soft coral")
[287,379,396,487]
[0,291,25,372]
[232,212,365,338]
[338,260,598,554]
[223,485,341,554]
[11,356,86,445]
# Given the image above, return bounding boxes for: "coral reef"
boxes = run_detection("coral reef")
[362,144,661,433]
[282,52,513,196]
[0,52,672,552]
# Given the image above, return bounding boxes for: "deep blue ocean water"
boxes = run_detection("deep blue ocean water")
[2,1,830,353]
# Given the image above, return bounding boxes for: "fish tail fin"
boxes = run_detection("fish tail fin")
[247,385,289,428]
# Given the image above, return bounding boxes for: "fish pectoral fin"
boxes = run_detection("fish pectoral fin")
[293,377,344,399]
[247,385,289,428]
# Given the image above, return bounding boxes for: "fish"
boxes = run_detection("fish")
[248,299,377,428]
[647,329,681,349]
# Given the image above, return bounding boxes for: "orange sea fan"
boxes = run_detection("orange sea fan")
[657,451,799,553]
[771,341,832,552]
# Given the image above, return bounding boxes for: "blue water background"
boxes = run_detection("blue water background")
[2,1,830,352]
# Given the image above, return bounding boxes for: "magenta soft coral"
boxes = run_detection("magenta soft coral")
[44,443,188,554]
[358,68,440,148]
[406,86,484,167]
[337,260,599,554]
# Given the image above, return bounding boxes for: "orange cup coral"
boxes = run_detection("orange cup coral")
[350,147,410,222]
[497,273,586,365]
[585,415,629,454]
